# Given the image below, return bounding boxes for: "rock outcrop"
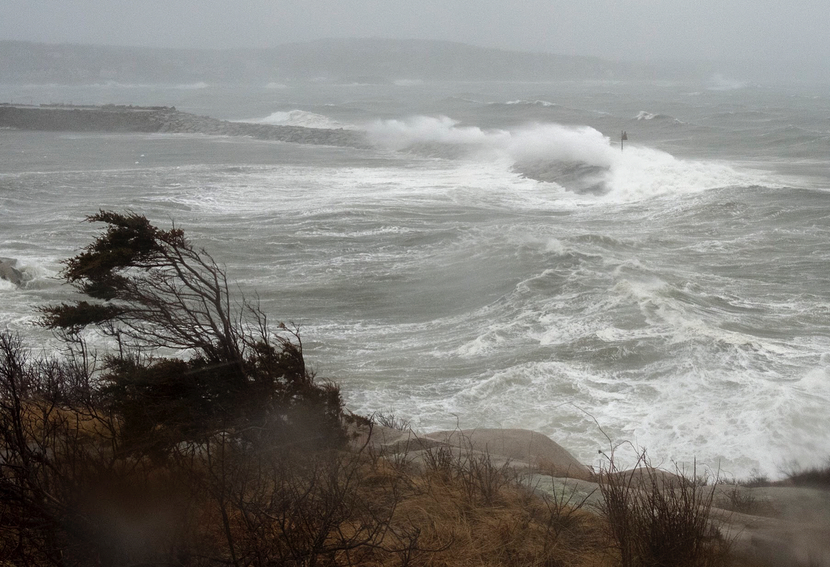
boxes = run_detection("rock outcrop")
[350,423,830,566]
[0,258,24,287]
[424,428,594,481]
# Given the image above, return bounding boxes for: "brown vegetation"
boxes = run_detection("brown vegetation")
[0,355,608,567]
[597,449,731,567]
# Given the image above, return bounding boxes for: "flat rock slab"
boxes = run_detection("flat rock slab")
[424,428,594,481]
[523,473,605,509]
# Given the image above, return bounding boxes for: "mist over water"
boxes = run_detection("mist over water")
[2,79,829,478]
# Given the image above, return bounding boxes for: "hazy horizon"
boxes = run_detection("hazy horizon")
[2,0,828,71]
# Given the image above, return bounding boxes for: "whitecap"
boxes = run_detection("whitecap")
[237,110,353,129]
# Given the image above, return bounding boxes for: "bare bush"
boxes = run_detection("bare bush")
[373,411,412,432]
[781,459,830,489]
[0,330,199,566]
[598,448,730,567]
[538,480,595,547]
[420,433,516,507]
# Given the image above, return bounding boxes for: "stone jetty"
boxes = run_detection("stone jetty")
[0,103,368,148]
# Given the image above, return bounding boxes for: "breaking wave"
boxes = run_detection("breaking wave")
[635,111,675,121]
[502,99,559,107]
[366,115,776,201]
[238,110,353,129]
[367,115,612,165]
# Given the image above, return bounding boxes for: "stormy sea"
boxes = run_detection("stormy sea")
[1,78,829,478]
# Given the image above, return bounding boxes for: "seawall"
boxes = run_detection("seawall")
[0,103,368,148]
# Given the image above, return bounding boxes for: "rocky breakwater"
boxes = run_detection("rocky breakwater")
[0,103,368,148]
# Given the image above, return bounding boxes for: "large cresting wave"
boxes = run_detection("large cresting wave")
[366,115,778,201]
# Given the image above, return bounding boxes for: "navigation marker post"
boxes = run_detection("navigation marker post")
[621,130,628,151]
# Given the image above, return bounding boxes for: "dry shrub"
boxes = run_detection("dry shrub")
[598,448,731,567]
[390,472,606,567]
[713,484,776,517]
[386,433,609,567]
[0,364,609,567]
[373,411,412,432]
[781,460,830,489]
[535,478,596,549]
[420,432,516,506]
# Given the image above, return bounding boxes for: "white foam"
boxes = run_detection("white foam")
[796,364,830,400]
[504,99,558,107]
[366,116,614,167]
[508,123,614,166]
[366,115,781,202]
[239,110,353,129]
[601,145,775,202]
[367,115,499,151]
[544,238,567,255]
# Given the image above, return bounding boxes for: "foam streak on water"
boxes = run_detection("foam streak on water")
[2,80,829,478]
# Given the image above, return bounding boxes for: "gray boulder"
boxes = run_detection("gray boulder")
[424,428,594,481]
[0,258,24,286]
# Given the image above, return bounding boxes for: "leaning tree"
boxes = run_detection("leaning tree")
[40,210,344,453]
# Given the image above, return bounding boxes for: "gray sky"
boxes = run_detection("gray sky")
[2,0,828,64]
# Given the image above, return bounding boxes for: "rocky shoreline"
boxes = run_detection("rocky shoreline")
[356,424,830,566]
[0,103,369,148]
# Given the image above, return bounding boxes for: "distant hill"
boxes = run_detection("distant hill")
[0,38,709,84]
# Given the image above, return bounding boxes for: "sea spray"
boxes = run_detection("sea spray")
[367,115,779,200]
[367,115,614,166]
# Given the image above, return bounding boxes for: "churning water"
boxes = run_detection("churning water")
[2,78,829,477]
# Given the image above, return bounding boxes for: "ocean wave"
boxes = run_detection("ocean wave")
[636,111,666,121]
[366,114,776,201]
[758,125,830,148]
[0,256,59,290]
[366,115,613,166]
[236,110,354,130]
[634,111,684,125]
[600,145,777,201]
[502,99,559,107]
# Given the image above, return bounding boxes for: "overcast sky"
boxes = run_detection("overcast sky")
[2,0,828,64]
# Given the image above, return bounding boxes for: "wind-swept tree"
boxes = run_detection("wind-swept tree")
[40,211,343,453]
